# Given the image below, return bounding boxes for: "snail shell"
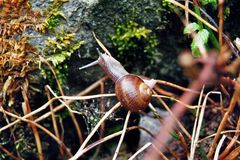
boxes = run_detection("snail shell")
[115,74,153,112]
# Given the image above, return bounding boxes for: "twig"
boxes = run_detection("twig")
[21,88,43,160]
[198,130,240,143]
[113,111,131,160]
[156,80,216,105]
[223,145,240,160]
[0,144,19,160]
[45,86,64,156]
[69,102,121,160]
[218,0,224,56]
[218,116,240,159]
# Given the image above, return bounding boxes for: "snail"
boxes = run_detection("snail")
[79,50,156,112]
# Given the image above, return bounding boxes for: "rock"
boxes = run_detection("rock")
[137,108,169,159]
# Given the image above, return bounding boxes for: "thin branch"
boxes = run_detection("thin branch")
[218,0,224,56]
[21,88,43,160]
[223,145,240,160]
[219,117,240,159]
[0,144,20,160]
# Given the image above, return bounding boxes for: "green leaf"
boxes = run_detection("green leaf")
[196,29,209,44]
[184,22,200,34]
[200,0,217,6]
[191,29,209,57]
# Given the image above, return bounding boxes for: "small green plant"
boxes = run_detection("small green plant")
[45,12,66,31]
[111,19,152,53]
[200,0,217,7]
[111,17,161,72]
[42,29,84,86]
[184,22,210,57]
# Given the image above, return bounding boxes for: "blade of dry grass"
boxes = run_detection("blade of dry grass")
[166,0,217,32]
[129,143,154,160]
[153,93,192,140]
[156,80,216,105]
[190,91,222,160]
[113,111,131,160]
[0,108,72,157]
[153,94,198,109]
[185,0,189,25]
[214,135,227,160]
[69,102,121,160]
[190,85,205,159]
[92,32,112,56]
[0,93,114,132]
[40,56,84,145]
[80,126,153,156]
[45,86,64,156]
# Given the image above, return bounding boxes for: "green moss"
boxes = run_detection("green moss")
[110,16,162,74]
[42,29,84,88]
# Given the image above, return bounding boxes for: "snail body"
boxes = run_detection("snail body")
[80,51,156,112]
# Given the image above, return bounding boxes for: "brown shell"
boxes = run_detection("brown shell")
[115,74,152,112]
